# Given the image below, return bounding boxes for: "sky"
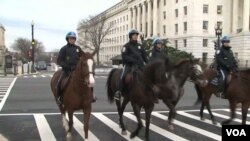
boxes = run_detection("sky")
[0,0,121,52]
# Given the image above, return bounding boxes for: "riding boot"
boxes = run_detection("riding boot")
[152,85,160,103]
[91,87,97,103]
[56,71,66,105]
[114,78,123,100]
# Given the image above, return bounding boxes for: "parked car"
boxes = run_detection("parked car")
[37,61,47,70]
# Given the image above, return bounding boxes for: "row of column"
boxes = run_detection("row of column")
[232,0,249,32]
[128,0,159,37]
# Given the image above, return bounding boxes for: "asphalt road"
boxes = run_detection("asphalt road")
[0,71,247,141]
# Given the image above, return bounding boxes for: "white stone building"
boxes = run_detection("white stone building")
[0,23,6,73]
[78,0,250,66]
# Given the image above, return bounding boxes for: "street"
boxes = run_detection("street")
[0,71,248,141]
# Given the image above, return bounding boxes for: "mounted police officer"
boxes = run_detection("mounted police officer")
[215,35,238,98]
[149,37,166,62]
[56,31,96,105]
[114,29,148,100]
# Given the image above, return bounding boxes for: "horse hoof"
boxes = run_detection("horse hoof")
[130,132,136,138]
[121,131,127,135]
[66,133,72,141]
[200,117,205,121]
[168,125,174,130]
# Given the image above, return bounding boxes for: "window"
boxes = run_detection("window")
[203,39,208,47]
[184,22,187,32]
[127,15,128,21]
[175,24,178,33]
[164,0,166,6]
[175,40,178,49]
[163,11,166,19]
[184,39,187,47]
[176,0,178,3]
[202,53,208,63]
[184,6,187,15]
[217,5,222,14]
[175,9,178,17]
[163,25,166,34]
[126,24,128,30]
[123,16,125,22]
[203,4,209,14]
[203,21,208,30]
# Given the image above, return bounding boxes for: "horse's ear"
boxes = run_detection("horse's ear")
[91,49,97,57]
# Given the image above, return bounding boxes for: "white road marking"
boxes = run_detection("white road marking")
[222,109,250,118]
[93,113,143,141]
[124,113,189,141]
[41,75,46,78]
[203,110,250,124]
[72,115,100,141]
[177,111,221,127]
[0,77,17,111]
[33,75,37,78]
[152,112,221,141]
[34,114,56,141]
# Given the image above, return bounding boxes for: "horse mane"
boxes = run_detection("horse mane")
[174,59,190,69]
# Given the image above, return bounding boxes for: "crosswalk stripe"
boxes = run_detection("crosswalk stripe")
[41,75,46,77]
[34,114,56,141]
[24,76,28,78]
[72,115,100,141]
[203,110,250,124]
[0,77,17,111]
[93,113,143,141]
[152,112,221,141]
[177,111,221,127]
[222,109,250,118]
[124,113,189,141]
[33,75,37,78]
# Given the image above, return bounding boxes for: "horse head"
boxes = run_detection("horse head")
[75,51,96,87]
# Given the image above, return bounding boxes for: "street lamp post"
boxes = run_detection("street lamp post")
[31,20,35,73]
[214,23,222,53]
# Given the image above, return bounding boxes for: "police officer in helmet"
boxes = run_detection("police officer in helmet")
[56,31,97,104]
[149,37,166,62]
[114,29,148,100]
[215,35,238,98]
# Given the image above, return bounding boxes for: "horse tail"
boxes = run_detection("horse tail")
[194,84,202,105]
[106,68,118,103]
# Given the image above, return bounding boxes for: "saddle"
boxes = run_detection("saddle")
[60,73,71,91]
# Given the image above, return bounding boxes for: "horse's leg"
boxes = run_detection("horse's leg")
[145,105,154,141]
[222,101,237,125]
[194,84,202,105]
[66,110,73,141]
[119,97,129,135]
[83,106,91,141]
[130,103,143,139]
[59,105,69,132]
[162,99,175,130]
[204,93,216,124]
[241,102,250,125]
[200,100,205,121]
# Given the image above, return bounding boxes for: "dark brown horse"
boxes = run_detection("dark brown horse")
[50,52,95,141]
[162,59,206,129]
[195,67,250,125]
[106,58,180,141]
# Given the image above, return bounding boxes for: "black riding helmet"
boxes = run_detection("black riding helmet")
[128,29,139,39]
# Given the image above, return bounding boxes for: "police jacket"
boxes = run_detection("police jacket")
[149,47,166,62]
[216,46,238,71]
[57,44,83,71]
[121,41,148,67]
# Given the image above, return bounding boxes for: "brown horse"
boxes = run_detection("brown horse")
[195,67,250,125]
[50,52,95,141]
[106,58,180,141]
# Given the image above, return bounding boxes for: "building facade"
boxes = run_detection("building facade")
[78,0,250,66]
[0,23,6,72]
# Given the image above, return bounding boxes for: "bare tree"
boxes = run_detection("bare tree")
[11,37,45,62]
[78,14,113,65]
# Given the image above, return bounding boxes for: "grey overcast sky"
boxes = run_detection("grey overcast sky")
[0,0,121,52]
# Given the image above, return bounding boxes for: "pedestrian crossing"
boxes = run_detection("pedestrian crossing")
[0,109,249,141]
[21,74,108,79]
[0,77,17,111]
